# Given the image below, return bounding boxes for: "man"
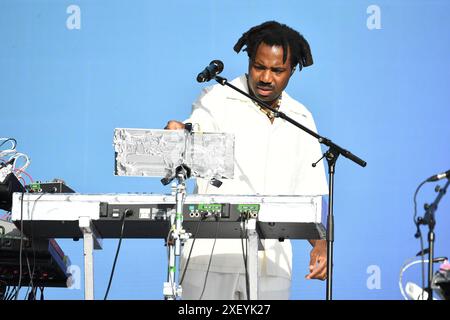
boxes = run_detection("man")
[166,21,328,300]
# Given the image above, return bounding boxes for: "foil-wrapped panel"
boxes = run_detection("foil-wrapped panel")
[113,128,234,180]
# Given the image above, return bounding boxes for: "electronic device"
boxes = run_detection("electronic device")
[10,193,325,240]
[25,179,75,194]
[0,220,72,287]
[0,173,26,211]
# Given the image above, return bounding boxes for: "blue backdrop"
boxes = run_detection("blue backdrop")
[1,0,449,300]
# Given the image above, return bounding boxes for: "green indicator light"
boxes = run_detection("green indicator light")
[198,204,222,211]
[237,204,260,212]
[28,183,41,192]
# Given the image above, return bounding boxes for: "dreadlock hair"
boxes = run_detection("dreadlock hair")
[233,21,313,72]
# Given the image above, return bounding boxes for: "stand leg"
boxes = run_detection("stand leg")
[83,231,95,300]
[326,228,333,300]
[427,230,435,300]
[164,243,178,300]
[326,159,336,301]
[79,217,102,301]
[163,178,187,300]
[246,218,258,300]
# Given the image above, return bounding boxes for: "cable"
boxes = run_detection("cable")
[27,286,37,300]
[240,218,250,300]
[24,250,38,300]
[24,255,33,299]
[413,179,428,300]
[14,192,25,300]
[6,285,12,300]
[179,218,203,286]
[413,180,427,226]
[165,225,178,298]
[399,257,430,300]
[103,212,127,300]
[0,138,16,149]
[198,219,220,300]
[6,286,16,300]
[10,153,30,173]
[0,281,7,300]
[18,176,26,186]
[0,138,17,157]
[15,169,34,184]
[22,193,40,302]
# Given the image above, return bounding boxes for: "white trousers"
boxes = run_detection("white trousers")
[181,269,291,300]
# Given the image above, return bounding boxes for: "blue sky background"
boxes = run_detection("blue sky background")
[1,0,449,300]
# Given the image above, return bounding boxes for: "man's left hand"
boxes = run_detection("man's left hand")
[306,239,327,280]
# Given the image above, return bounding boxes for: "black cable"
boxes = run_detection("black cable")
[4,286,12,300]
[3,286,9,300]
[39,286,44,300]
[413,180,427,225]
[240,217,250,300]
[7,286,16,300]
[0,282,8,300]
[418,232,426,299]
[27,287,36,300]
[103,212,127,300]
[14,192,25,300]
[7,286,13,300]
[24,255,34,299]
[245,235,250,300]
[28,197,38,297]
[198,218,220,300]
[165,226,178,298]
[29,248,37,297]
[179,218,203,286]
[413,179,428,300]
[28,194,45,296]
[0,138,16,149]
[2,286,7,300]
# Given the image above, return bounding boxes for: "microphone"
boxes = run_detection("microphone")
[427,169,450,182]
[196,60,224,83]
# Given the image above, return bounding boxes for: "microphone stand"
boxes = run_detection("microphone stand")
[417,178,450,300]
[213,75,367,300]
[161,126,193,300]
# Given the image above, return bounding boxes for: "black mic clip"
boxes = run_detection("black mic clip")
[160,164,192,186]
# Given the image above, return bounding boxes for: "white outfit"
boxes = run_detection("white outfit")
[181,270,291,300]
[180,75,328,299]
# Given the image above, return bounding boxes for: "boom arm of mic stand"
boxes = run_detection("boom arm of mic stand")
[214,75,367,300]
[214,76,366,168]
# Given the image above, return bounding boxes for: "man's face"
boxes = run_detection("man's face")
[247,42,293,106]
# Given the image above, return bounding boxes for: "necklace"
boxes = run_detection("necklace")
[253,95,282,123]
[245,74,282,123]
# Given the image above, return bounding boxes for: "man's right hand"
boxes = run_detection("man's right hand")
[164,120,185,130]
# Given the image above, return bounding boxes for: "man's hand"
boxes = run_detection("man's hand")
[306,239,327,280]
[164,120,185,130]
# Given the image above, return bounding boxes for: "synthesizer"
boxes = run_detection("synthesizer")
[11,193,326,240]
[0,220,72,287]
